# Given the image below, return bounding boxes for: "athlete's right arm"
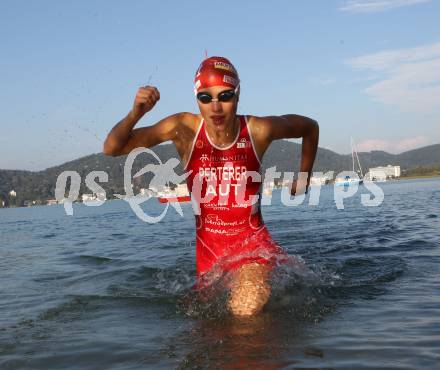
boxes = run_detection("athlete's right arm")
[103,86,180,156]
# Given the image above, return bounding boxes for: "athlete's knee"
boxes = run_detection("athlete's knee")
[228,285,270,317]
[227,263,271,317]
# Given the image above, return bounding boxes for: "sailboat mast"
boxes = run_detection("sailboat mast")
[351,138,355,173]
[356,150,364,178]
[352,139,364,178]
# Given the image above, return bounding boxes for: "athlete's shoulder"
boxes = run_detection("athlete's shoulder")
[244,115,273,141]
[176,112,202,132]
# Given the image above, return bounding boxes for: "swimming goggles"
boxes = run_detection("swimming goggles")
[196,86,239,104]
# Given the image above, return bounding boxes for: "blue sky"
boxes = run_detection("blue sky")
[1,0,439,170]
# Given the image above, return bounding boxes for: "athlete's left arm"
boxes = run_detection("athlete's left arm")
[252,114,319,194]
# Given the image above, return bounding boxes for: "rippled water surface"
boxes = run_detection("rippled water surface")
[1,178,439,369]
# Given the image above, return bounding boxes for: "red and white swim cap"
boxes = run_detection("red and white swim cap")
[194,56,240,93]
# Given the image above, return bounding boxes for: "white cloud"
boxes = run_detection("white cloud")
[340,0,430,13]
[347,42,440,71]
[357,136,428,153]
[346,42,440,113]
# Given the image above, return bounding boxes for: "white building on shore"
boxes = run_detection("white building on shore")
[81,192,106,202]
[310,174,331,185]
[368,165,401,181]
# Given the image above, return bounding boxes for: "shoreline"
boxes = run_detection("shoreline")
[400,174,440,180]
[1,176,440,210]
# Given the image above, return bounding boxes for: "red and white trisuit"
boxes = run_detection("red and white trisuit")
[185,115,286,278]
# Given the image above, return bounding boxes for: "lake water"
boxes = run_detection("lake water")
[0,178,439,369]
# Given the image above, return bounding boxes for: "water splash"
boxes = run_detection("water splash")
[175,240,335,322]
[147,65,159,86]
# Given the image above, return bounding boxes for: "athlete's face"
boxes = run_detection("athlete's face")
[196,85,239,131]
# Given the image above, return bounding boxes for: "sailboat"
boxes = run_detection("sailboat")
[335,138,364,186]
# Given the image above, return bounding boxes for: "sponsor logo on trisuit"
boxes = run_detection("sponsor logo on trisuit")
[209,154,247,163]
[237,138,249,149]
[205,214,246,227]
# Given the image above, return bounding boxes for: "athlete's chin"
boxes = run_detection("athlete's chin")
[208,116,236,130]
[210,115,226,126]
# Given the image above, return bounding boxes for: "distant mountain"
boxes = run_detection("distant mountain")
[262,142,440,173]
[1,141,439,205]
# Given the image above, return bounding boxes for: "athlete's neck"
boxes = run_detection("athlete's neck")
[205,115,240,148]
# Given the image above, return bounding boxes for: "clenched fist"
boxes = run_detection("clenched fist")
[131,86,160,119]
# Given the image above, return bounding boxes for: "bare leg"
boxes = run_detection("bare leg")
[228,262,271,317]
